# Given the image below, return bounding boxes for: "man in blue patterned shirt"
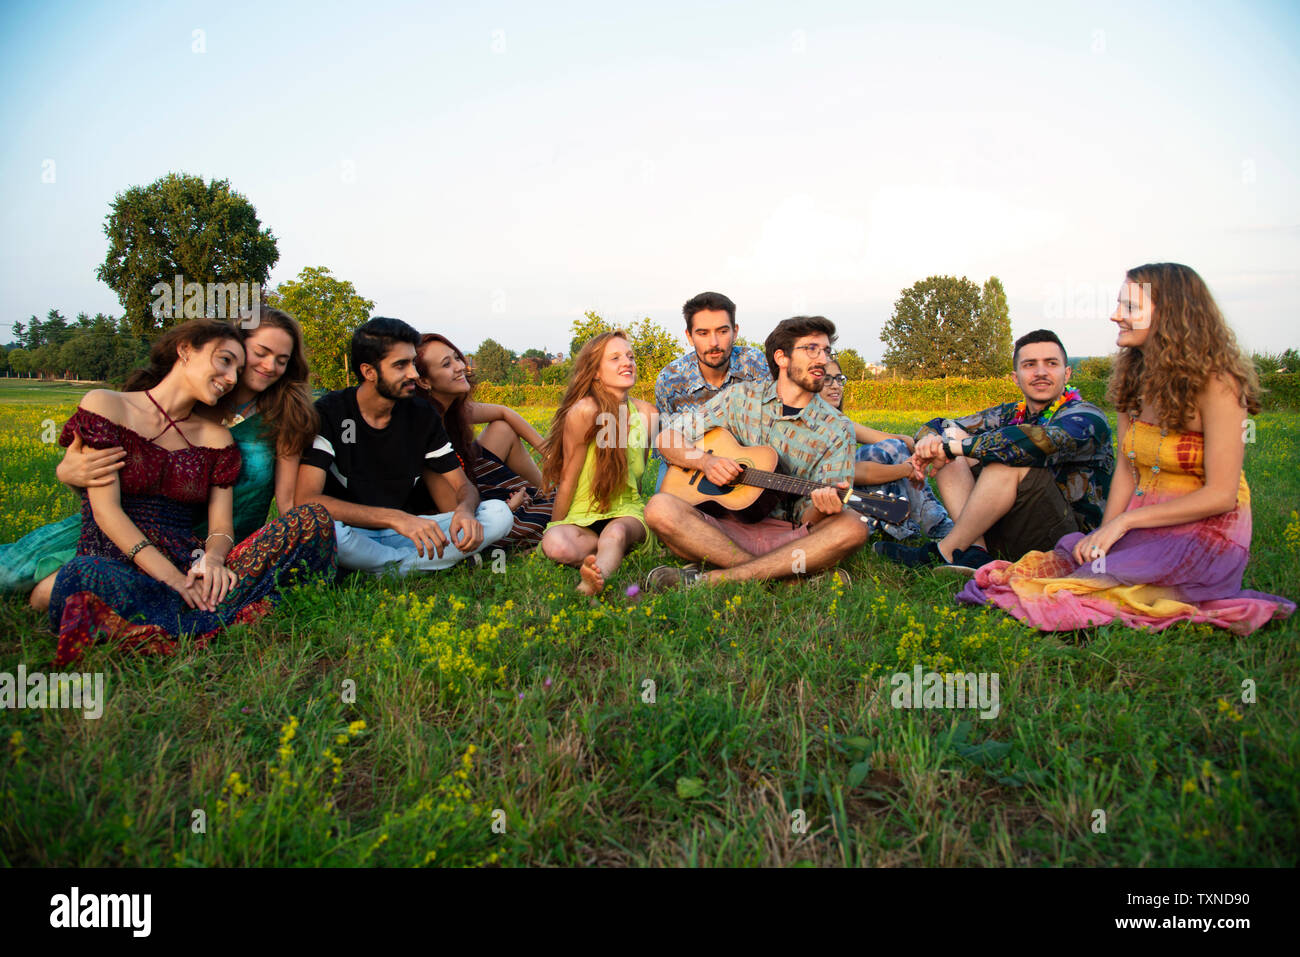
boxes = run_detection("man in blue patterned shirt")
[651,291,772,490]
[876,330,1114,573]
[655,291,772,416]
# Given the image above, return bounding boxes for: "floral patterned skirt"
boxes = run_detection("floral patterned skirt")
[49,504,336,666]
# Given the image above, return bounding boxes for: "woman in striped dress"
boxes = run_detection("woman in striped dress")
[412,333,555,548]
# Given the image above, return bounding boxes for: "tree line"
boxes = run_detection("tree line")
[11,170,1293,392]
[2,310,149,381]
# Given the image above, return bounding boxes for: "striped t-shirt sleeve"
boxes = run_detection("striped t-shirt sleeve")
[302,397,337,472]
[424,414,461,473]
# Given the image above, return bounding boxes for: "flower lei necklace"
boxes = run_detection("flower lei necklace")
[1011,387,1080,425]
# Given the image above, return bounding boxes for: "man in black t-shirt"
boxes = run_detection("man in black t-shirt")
[296,317,512,575]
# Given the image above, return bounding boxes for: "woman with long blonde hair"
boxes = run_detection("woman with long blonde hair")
[959,263,1294,634]
[539,331,658,595]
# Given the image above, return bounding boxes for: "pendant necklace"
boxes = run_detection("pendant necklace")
[1127,410,1167,497]
[227,397,259,426]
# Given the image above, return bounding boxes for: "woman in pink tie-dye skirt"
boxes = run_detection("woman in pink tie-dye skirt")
[958,263,1294,635]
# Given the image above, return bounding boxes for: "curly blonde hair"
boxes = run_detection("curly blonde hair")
[1108,263,1260,427]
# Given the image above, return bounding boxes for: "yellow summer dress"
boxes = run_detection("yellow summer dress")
[548,400,650,538]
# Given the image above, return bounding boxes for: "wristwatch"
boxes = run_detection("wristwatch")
[944,438,960,460]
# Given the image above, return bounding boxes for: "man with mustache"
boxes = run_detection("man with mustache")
[296,317,512,575]
[652,292,771,490]
[875,329,1114,574]
[645,316,865,588]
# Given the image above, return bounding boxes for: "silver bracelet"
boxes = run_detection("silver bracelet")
[206,532,235,545]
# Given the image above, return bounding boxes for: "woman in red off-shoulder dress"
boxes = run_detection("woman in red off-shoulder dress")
[48,319,336,666]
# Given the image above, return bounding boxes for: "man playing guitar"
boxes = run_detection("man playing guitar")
[644,316,871,589]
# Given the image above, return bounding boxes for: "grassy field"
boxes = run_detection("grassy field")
[1,379,1296,866]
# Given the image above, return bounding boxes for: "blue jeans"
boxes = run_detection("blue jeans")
[854,439,953,540]
[333,500,514,575]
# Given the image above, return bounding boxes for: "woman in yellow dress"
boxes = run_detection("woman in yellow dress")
[539,331,658,595]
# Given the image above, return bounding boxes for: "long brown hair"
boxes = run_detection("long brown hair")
[124,319,243,416]
[541,330,631,512]
[242,305,319,457]
[1108,263,1260,427]
[412,333,478,470]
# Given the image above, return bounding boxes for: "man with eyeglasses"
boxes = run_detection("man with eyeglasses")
[644,316,867,589]
[820,359,954,544]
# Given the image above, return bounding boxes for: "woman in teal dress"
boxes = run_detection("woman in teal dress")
[0,306,320,609]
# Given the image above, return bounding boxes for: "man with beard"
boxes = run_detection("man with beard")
[655,291,771,417]
[652,291,771,490]
[874,329,1114,574]
[297,317,512,575]
[644,316,867,588]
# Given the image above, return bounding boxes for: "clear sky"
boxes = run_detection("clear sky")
[2,0,1297,362]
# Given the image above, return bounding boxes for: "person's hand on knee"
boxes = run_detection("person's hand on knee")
[450,510,484,553]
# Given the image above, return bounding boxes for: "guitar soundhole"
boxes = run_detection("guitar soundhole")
[697,475,737,496]
[692,452,749,497]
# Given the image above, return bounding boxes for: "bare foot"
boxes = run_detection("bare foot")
[576,554,606,596]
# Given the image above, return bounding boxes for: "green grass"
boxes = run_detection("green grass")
[1,379,1296,866]
[0,378,105,406]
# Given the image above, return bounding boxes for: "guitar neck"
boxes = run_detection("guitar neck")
[732,465,910,525]
[735,467,830,497]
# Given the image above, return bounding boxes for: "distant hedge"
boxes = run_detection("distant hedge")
[473,374,1299,412]
[1260,372,1299,411]
[475,383,654,405]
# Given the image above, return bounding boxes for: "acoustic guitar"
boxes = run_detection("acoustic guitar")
[661,427,911,526]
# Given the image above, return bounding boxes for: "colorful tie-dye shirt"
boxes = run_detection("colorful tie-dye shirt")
[915,396,1115,531]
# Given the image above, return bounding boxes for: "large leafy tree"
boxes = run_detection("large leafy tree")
[266,266,374,391]
[567,311,680,382]
[569,311,612,357]
[982,276,1013,374]
[626,317,680,380]
[472,338,518,383]
[7,347,30,375]
[97,173,279,335]
[880,276,1001,377]
[41,309,73,347]
[835,347,867,380]
[21,315,43,349]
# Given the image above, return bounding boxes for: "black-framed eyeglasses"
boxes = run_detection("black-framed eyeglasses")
[824,373,847,386]
[792,344,836,360]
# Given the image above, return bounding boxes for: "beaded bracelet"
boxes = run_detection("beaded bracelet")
[126,539,153,562]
